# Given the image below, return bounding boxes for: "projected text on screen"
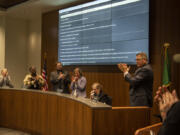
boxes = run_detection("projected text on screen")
[58,0,149,65]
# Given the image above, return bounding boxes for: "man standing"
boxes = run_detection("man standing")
[50,62,71,94]
[23,66,45,90]
[0,68,14,88]
[117,52,153,107]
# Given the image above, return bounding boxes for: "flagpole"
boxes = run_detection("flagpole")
[162,43,171,88]
[42,52,48,91]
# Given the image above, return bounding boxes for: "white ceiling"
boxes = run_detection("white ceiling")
[1,0,79,20]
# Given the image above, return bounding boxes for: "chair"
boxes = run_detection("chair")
[134,123,162,135]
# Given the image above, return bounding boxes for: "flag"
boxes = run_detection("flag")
[162,43,171,87]
[42,53,48,91]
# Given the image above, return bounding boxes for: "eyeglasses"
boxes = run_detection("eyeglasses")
[136,58,143,61]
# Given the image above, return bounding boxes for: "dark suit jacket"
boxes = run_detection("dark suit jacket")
[50,70,71,93]
[158,101,180,135]
[98,91,112,106]
[125,64,153,107]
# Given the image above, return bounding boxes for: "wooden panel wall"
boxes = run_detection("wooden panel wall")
[41,0,180,123]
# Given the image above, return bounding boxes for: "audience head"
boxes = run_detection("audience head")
[136,52,148,67]
[74,68,82,78]
[92,82,103,95]
[29,66,37,77]
[1,68,8,77]
[56,62,63,71]
[173,53,180,63]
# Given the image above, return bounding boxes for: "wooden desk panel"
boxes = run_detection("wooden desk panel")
[93,107,151,135]
[0,89,100,135]
[0,88,150,135]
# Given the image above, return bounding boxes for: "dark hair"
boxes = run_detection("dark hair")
[29,66,36,72]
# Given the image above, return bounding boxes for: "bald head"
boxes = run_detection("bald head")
[92,82,103,95]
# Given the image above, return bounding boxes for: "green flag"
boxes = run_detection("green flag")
[162,43,171,86]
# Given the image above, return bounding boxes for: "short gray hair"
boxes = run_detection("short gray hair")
[136,52,148,60]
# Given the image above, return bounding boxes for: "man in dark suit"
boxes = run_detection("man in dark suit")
[50,62,71,94]
[117,52,153,107]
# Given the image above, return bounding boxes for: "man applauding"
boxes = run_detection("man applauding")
[0,68,14,88]
[117,52,153,107]
[50,62,71,93]
[23,66,45,90]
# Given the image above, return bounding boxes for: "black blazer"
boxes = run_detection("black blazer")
[98,91,112,106]
[50,70,71,93]
[125,64,153,107]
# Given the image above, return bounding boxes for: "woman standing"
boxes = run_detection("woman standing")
[70,68,86,98]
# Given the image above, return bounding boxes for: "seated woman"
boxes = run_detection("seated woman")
[0,68,14,88]
[23,66,45,90]
[90,82,112,106]
[154,86,180,135]
[70,68,86,98]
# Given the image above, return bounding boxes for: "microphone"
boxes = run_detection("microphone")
[173,54,180,63]
[90,90,95,99]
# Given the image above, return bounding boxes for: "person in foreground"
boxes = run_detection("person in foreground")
[50,62,71,93]
[70,68,86,97]
[0,68,14,88]
[154,86,180,135]
[23,66,45,90]
[90,82,112,106]
[117,52,153,107]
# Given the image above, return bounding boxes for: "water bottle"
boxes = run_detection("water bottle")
[74,89,78,97]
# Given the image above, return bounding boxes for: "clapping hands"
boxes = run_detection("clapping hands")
[58,73,65,79]
[72,76,78,82]
[154,86,179,121]
[117,63,130,73]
